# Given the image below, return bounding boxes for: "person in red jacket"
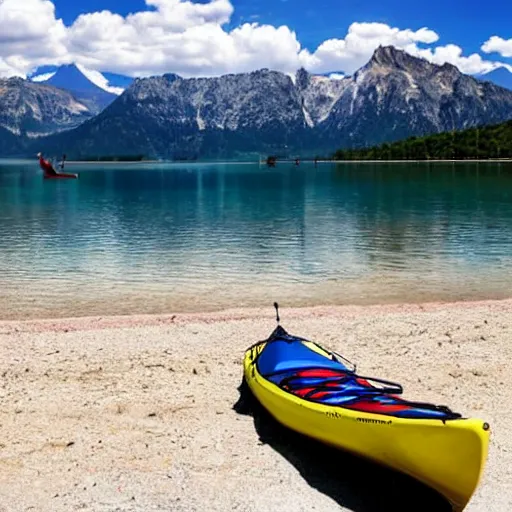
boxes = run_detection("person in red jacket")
[37,152,58,176]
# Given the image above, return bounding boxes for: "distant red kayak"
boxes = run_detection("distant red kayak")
[43,172,79,180]
[38,153,77,179]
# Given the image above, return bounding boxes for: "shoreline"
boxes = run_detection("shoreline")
[4,157,512,166]
[68,158,512,164]
[2,296,512,333]
[329,158,512,164]
[1,297,511,511]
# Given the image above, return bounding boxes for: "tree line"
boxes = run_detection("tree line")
[73,155,148,162]
[333,120,512,161]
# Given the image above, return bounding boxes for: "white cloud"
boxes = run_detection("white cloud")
[329,73,345,80]
[298,22,440,74]
[482,36,512,58]
[65,8,302,78]
[0,58,24,78]
[0,0,509,81]
[409,44,501,75]
[297,22,505,76]
[0,0,69,75]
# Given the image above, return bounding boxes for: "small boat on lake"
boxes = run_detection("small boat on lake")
[38,152,79,180]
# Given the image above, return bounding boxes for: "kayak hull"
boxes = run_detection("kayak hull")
[44,172,78,180]
[243,336,489,511]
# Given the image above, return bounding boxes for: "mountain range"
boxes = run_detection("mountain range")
[1,46,512,159]
[0,77,95,137]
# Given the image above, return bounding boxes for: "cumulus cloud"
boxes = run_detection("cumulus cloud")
[0,0,69,75]
[0,59,24,78]
[299,22,440,74]
[409,44,502,75]
[482,36,512,58]
[0,0,509,81]
[65,9,302,77]
[298,22,505,76]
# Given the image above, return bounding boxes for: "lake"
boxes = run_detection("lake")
[1,159,512,319]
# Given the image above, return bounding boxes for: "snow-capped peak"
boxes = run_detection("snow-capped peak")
[31,71,57,82]
[75,64,125,96]
[30,63,128,96]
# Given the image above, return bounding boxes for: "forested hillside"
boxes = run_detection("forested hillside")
[333,120,512,160]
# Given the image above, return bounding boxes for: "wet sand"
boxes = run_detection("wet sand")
[0,300,510,511]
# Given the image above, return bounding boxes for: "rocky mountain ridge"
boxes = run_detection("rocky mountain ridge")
[307,46,512,148]
[2,46,512,158]
[0,77,94,138]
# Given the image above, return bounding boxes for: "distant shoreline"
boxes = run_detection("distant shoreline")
[259,158,512,165]
[3,157,512,165]
[329,158,512,163]
[69,158,512,165]
[66,160,161,164]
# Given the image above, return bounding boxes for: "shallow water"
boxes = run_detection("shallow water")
[1,159,512,319]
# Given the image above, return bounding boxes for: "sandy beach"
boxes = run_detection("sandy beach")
[1,300,511,512]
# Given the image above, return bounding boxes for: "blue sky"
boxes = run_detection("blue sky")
[1,0,511,81]
[229,0,512,57]
[50,0,512,57]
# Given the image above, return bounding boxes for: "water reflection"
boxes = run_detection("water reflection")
[1,160,512,318]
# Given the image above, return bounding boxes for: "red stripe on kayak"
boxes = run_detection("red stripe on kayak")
[309,391,330,399]
[325,381,345,387]
[291,388,317,398]
[297,369,346,378]
[344,401,410,413]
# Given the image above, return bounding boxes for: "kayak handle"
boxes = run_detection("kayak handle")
[330,349,357,373]
[280,372,404,395]
[353,375,404,394]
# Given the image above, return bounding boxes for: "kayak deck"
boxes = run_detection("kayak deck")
[256,335,461,420]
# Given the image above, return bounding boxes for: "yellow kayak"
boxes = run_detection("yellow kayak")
[243,307,490,511]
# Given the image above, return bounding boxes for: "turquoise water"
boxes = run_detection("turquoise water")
[1,159,512,319]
